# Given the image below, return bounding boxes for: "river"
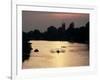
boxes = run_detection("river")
[22,41,89,69]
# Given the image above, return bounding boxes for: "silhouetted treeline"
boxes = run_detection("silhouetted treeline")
[22,32,32,62]
[23,22,89,44]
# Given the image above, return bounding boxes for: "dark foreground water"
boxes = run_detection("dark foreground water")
[22,41,89,69]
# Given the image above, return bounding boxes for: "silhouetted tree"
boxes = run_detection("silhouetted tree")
[27,31,34,40]
[65,22,75,41]
[58,23,66,40]
[45,26,58,40]
[58,23,66,32]
[32,29,42,40]
[22,32,32,62]
[85,22,89,44]
[69,22,74,29]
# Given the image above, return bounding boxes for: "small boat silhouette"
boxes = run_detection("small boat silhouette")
[56,50,60,53]
[34,49,39,52]
[50,48,66,54]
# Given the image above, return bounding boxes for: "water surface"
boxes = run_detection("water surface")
[22,41,89,69]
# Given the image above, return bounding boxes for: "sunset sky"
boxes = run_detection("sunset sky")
[22,11,89,32]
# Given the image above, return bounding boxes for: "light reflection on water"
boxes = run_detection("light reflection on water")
[22,41,89,69]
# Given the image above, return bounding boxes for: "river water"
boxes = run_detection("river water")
[22,41,89,69]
